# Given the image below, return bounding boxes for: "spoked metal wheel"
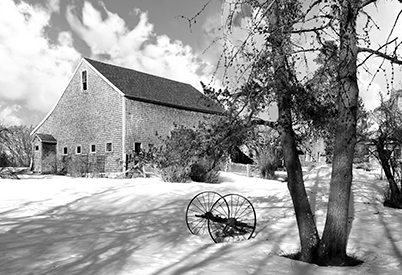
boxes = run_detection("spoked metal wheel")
[208,194,256,243]
[185,191,224,235]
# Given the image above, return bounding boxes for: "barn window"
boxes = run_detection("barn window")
[106,142,113,152]
[35,145,39,151]
[90,144,96,153]
[63,147,68,155]
[134,142,142,154]
[76,145,82,154]
[82,70,87,91]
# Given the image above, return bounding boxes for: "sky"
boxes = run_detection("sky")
[0,0,401,126]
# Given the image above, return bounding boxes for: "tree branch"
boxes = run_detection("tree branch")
[358,46,402,65]
[357,37,398,67]
[176,0,212,33]
[291,22,332,34]
[360,0,378,9]
[251,118,278,129]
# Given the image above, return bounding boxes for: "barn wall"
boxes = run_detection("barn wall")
[32,59,221,174]
[32,137,42,172]
[124,99,216,153]
[32,61,123,173]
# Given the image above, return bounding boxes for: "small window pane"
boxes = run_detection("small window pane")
[106,142,112,152]
[134,142,141,153]
[63,147,68,155]
[76,146,82,154]
[82,71,87,91]
[90,144,96,153]
[35,145,39,151]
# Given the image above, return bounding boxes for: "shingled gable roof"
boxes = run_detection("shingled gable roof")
[35,133,57,143]
[85,58,223,115]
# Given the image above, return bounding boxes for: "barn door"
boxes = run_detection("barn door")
[41,142,57,173]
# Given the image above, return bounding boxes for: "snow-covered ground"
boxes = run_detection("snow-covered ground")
[0,166,401,275]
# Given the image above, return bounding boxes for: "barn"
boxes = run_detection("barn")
[31,58,222,174]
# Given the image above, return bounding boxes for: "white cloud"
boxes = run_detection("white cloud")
[0,0,80,126]
[0,104,23,126]
[66,1,215,91]
[47,0,60,13]
[358,77,383,110]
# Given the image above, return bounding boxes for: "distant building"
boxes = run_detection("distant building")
[299,137,326,164]
[31,58,222,174]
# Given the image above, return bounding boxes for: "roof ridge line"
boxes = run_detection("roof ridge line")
[83,57,196,87]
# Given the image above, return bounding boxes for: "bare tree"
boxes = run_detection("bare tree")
[368,93,402,208]
[313,0,402,264]
[0,124,33,167]
[184,0,402,265]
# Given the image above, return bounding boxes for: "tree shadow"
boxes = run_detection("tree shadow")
[150,190,300,275]
[6,169,392,274]
[346,169,402,272]
[0,179,303,275]
[304,166,331,228]
[305,166,357,240]
[0,185,193,275]
[372,202,402,267]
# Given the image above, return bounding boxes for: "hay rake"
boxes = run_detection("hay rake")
[185,191,256,243]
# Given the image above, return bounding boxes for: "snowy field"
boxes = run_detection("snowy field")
[0,166,401,275]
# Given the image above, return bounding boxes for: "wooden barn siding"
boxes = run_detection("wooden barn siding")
[33,62,123,172]
[124,99,215,152]
[32,137,42,172]
[42,143,57,173]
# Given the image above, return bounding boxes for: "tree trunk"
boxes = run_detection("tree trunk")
[318,0,359,265]
[270,2,319,263]
[376,138,401,201]
[277,103,320,262]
